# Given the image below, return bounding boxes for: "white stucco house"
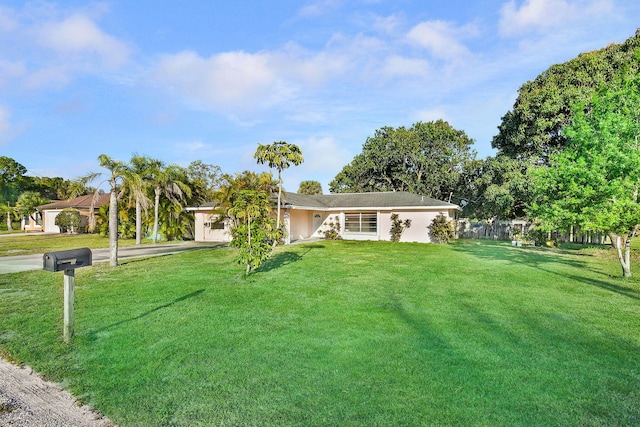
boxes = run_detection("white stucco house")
[187,191,460,244]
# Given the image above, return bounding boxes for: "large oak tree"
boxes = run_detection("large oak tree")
[330,120,475,202]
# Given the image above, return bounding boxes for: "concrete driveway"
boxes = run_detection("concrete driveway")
[0,242,226,274]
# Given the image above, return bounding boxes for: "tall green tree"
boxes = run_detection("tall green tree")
[297,180,323,195]
[529,75,640,277]
[492,29,640,163]
[0,156,28,205]
[228,189,281,274]
[254,141,304,237]
[186,160,222,204]
[460,156,530,220]
[330,121,475,202]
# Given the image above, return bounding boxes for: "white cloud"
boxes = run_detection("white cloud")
[406,20,475,62]
[153,50,286,112]
[38,13,131,68]
[298,0,342,17]
[382,55,430,78]
[0,60,25,85]
[372,14,403,35]
[299,136,352,172]
[23,65,71,90]
[499,0,614,37]
[152,45,351,115]
[0,5,18,31]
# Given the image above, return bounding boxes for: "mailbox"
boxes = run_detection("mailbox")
[43,248,92,272]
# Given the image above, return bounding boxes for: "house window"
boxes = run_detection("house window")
[344,212,377,233]
[204,220,225,230]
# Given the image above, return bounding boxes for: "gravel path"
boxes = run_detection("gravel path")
[0,358,115,426]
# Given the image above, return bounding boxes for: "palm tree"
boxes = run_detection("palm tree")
[97,154,129,266]
[148,162,191,243]
[0,202,16,231]
[127,155,155,244]
[254,141,304,237]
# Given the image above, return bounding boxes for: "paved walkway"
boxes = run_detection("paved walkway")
[0,241,226,274]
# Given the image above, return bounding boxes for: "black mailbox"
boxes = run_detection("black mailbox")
[43,248,92,272]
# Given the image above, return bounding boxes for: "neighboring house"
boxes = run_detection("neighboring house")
[32,193,111,233]
[187,192,460,244]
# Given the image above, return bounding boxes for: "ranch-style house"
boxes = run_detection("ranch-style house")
[187,191,460,244]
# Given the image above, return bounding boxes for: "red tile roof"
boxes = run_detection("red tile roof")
[38,193,111,210]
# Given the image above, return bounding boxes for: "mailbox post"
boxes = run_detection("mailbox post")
[43,248,92,343]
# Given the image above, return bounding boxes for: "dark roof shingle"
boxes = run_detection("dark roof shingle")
[283,191,459,209]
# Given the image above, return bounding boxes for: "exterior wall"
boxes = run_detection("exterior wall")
[194,211,231,242]
[288,209,313,241]
[344,209,457,243]
[191,207,458,244]
[21,212,43,232]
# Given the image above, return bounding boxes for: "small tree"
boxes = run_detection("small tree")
[228,190,281,275]
[429,214,455,243]
[55,208,81,234]
[389,213,412,242]
[254,141,304,239]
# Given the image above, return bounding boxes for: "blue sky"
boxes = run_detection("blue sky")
[1,1,639,193]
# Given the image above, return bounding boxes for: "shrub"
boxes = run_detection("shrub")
[55,208,81,234]
[390,213,412,242]
[429,215,455,243]
[322,216,342,240]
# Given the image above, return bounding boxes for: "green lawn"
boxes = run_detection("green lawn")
[1,240,639,426]
[0,233,172,257]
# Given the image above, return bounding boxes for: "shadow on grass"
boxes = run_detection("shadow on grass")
[256,244,325,273]
[452,241,640,300]
[87,289,206,340]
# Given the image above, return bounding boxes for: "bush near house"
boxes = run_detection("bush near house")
[54,208,82,234]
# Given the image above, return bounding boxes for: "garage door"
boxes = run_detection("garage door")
[44,210,61,233]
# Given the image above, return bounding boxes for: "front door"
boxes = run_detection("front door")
[312,212,323,235]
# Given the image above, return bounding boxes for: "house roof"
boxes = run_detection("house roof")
[282,191,460,210]
[38,193,111,210]
[187,191,460,211]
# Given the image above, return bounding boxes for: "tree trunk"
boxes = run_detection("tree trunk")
[109,188,119,267]
[246,214,252,274]
[136,198,142,245]
[275,170,282,248]
[611,233,632,278]
[6,212,12,231]
[153,188,160,244]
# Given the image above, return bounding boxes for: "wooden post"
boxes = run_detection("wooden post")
[63,269,75,343]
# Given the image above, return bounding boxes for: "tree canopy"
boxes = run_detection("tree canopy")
[492,29,640,163]
[529,74,640,277]
[330,120,475,202]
